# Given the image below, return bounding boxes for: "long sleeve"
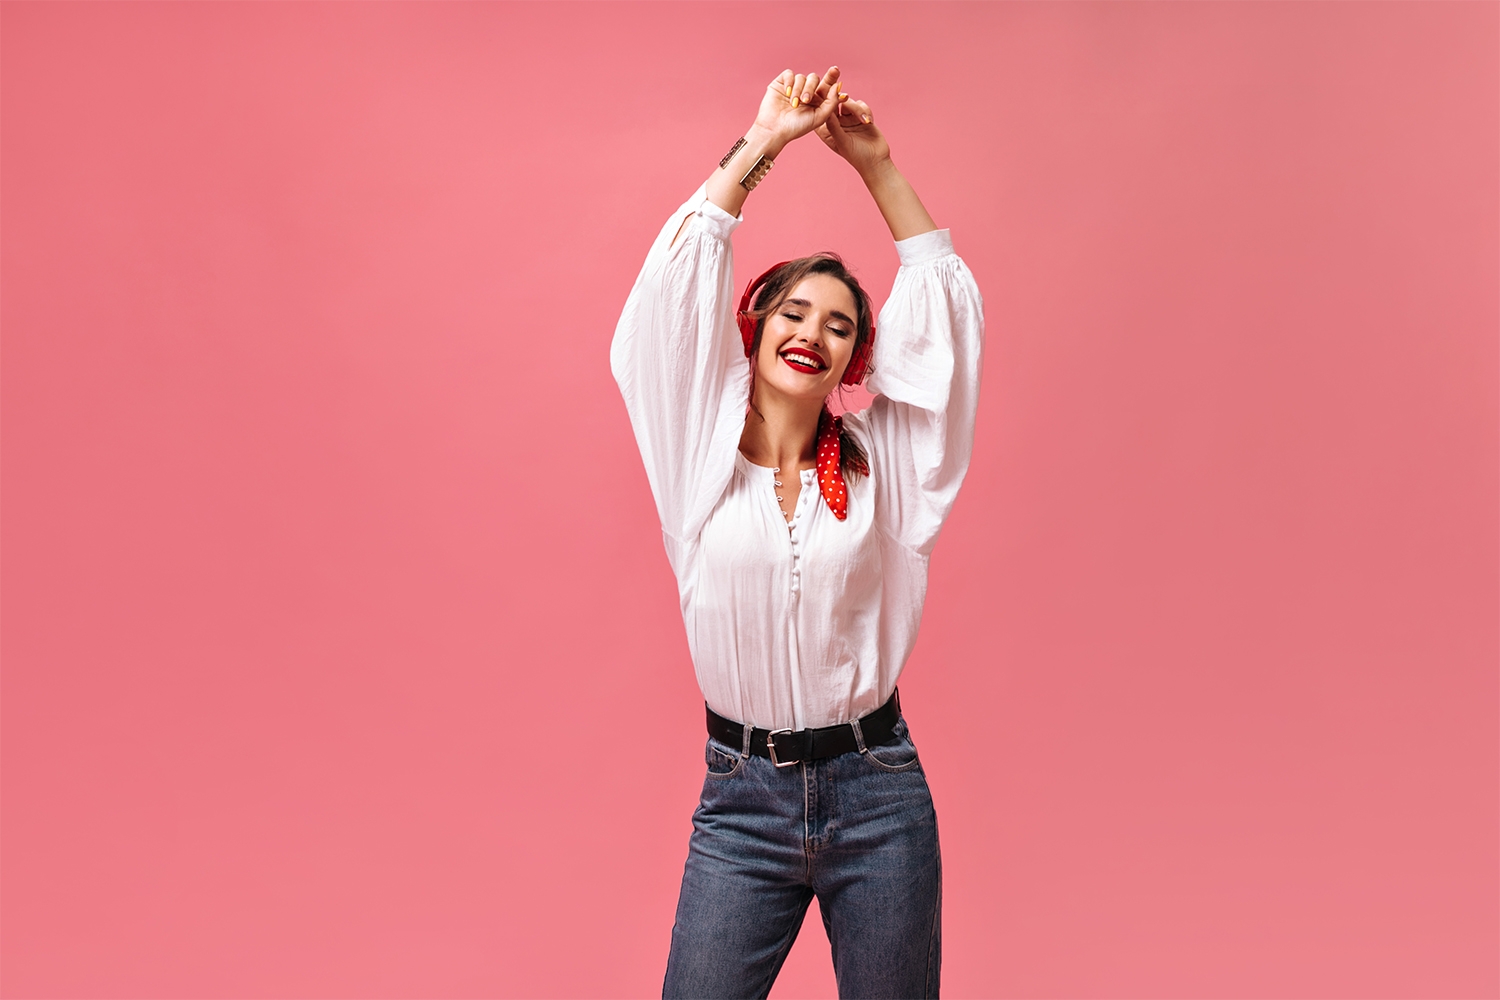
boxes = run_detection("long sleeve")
[611,186,750,543]
[846,228,985,556]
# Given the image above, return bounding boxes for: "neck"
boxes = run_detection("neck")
[739,386,826,470]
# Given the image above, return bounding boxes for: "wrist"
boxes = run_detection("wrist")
[857,155,898,187]
[705,125,786,216]
[745,123,788,160]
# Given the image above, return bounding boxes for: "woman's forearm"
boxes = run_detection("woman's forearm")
[705,125,786,219]
[859,159,937,242]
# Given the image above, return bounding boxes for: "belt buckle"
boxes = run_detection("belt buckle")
[765,729,798,768]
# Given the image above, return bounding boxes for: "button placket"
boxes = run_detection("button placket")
[772,466,816,601]
[788,471,804,597]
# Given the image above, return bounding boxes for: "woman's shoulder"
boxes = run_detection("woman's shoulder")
[836,402,888,466]
[836,401,885,439]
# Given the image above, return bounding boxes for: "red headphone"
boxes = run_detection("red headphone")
[737,261,874,387]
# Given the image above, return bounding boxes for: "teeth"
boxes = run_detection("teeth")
[782,352,825,370]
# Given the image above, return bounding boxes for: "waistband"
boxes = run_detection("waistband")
[706,689,902,768]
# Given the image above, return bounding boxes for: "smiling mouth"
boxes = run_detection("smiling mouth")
[780,349,827,374]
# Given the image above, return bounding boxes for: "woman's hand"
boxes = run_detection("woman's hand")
[749,67,844,151]
[815,95,891,179]
[703,67,845,220]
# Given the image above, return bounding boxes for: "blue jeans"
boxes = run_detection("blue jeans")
[663,717,942,999]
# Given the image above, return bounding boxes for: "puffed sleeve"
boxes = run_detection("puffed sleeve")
[844,229,985,556]
[610,186,750,543]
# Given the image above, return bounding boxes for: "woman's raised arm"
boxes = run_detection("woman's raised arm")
[818,90,982,555]
[816,95,937,241]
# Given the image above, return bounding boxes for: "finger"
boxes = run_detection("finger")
[773,68,793,95]
[819,65,841,98]
[823,102,847,136]
[799,72,823,107]
[811,66,839,102]
[844,97,873,124]
[810,86,841,128]
[790,73,807,106]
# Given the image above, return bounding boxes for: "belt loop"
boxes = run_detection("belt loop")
[740,723,754,760]
[850,718,868,754]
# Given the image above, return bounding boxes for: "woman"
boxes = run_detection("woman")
[611,66,984,999]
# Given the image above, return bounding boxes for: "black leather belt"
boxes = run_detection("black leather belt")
[706,689,901,768]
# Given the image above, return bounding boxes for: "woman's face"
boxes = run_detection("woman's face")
[753,273,860,403]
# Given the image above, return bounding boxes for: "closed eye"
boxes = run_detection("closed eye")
[783,298,857,333]
[780,302,851,338]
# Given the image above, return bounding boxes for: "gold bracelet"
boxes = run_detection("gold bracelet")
[739,154,774,191]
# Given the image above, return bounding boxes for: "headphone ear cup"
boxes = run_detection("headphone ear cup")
[841,328,874,385]
[738,311,756,357]
[841,355,864,386]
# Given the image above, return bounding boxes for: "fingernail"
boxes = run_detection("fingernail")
[785,86,793,97]
[791,96,800,108]
[862,114,871,123]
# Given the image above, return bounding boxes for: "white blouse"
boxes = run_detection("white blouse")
[611,186,985,732]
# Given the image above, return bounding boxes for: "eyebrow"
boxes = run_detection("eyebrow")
[783,298,856,329]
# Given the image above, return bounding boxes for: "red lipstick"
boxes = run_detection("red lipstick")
[780,348,826,375]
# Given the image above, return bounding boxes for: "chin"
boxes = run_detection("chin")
[758,370,833,403]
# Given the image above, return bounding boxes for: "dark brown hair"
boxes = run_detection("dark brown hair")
[745,254,873,481]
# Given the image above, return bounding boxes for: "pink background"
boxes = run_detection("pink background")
[3,2,1496,997]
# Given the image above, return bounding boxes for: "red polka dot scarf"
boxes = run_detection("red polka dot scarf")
[816,406,867,521]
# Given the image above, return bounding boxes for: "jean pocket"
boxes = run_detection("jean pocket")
[861,720,921,772]
[704,737,744,779]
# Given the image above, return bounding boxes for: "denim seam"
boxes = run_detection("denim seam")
[753,894,813,999]
[860,747,922,772]
[925,850,943,997]
[802,761,818,880]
